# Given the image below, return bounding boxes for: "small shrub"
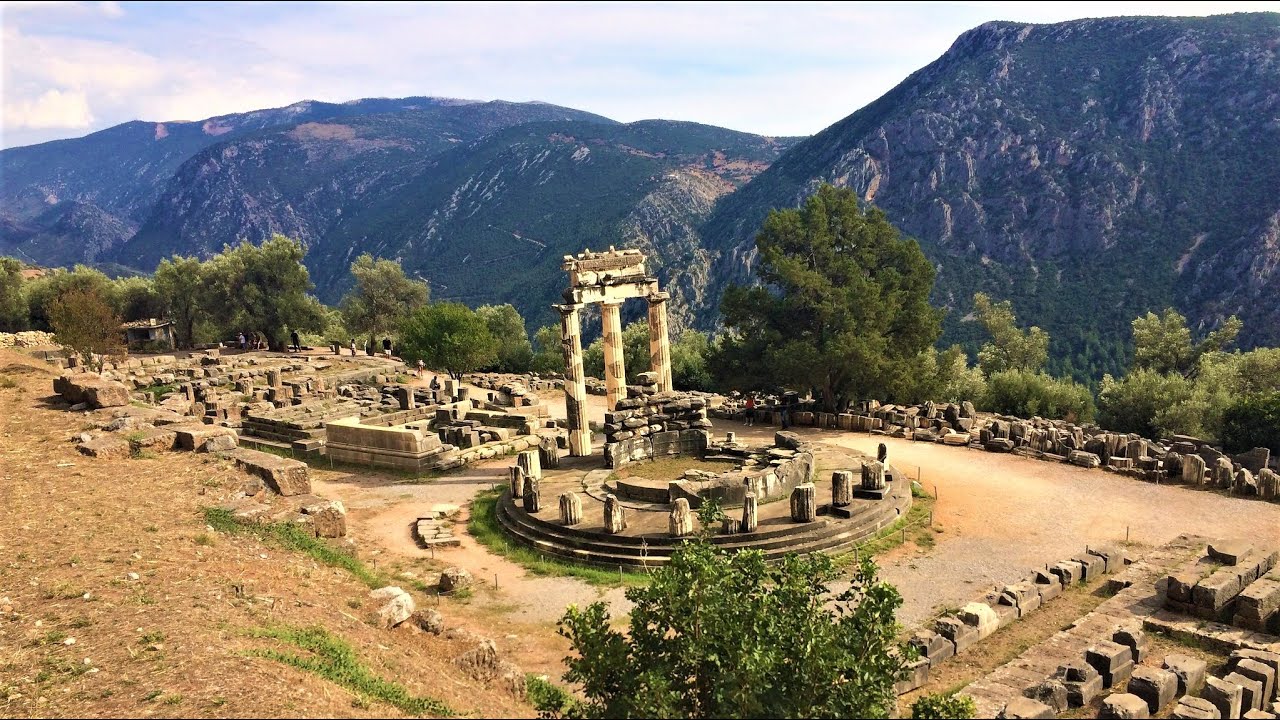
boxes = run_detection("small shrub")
[911,691,977,719]
[526,675,584,718]
[983,369,1095,422]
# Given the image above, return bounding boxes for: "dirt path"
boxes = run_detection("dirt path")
[805,429,1280,625]
[310,453,633,629]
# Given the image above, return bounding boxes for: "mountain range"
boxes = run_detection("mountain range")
[2,12,1277,380]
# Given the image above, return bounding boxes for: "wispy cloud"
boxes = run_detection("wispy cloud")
[2,0,1275,148]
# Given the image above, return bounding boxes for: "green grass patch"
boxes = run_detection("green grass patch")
[247,624,453,717]
[468,490,649,587]
[204,507,387,589]
[836,492,937,564]
[138,383,178,401]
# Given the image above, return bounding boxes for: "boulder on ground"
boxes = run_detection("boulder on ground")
[301,499,347,538]
[410,609,444,635]
[77,434,131,458]
[439,567,474,593]
[368,586,414,629]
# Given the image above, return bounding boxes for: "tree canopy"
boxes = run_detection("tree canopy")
[49,286,124,371]
[339,253,430,347]
[153,255,208,349]
[1131,308,1240,377]
[550,538,907,719]
[476,304,533,373]
[203,236,326,350]
[0,258,25,332]
[398,302,498,377]
[531,324,566,375]
[973,293,1049,374]
[720,184,940,410]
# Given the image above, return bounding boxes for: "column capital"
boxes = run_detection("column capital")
[553,303,583,316]
[647,291,671,304]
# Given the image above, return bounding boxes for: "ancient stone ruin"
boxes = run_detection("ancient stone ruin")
[556,247,673,456]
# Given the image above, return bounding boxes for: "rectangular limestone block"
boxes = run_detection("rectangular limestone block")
[1089,545,1127,573]
[1232,650,1280,701]
[223,447,312,496]
[909,629,955,665]
[959,602,1000,640]
[1087,641,1134,687]
[1034,571,1064,602]
[1225,671,1265,712]
[1000,697,1054,719]
[935,616,979,655]
[1170,696,1221,719]
[1056,662,1103,708]
[1051,560,1085,586]
[78,435,131,458]
[172,424,238,451]
[1231,658,1275,708]
[1073,552,1106,582]
[1194,569,1245,613]
[1163,653,1208,696]
[130,426,178,450]
[1100,692,1151,719]
[1205,675,1245,719]
[1128,666,1178,713]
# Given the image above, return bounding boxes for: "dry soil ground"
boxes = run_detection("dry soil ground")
[0,350,541,719]
[7,353,1280,719]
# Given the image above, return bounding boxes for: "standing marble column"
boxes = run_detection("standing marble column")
[557,304,592,456]
[647,292,673,393]
[601,301,626,411]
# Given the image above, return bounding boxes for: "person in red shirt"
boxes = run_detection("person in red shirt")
[744,394,756,427]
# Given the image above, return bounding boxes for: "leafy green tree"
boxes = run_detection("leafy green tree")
[973,293,1049,374]
[983,369,1096,423]
[671,329,714,391]
[1098,368,1197,438]
[911,692,977,719]
[890,345,986,405]
[203,236,326,350]
[49,287,125,371]
[339,253,430,351]
[531,324,566,375]
[584,320,653,383]
[23,265,114,331]
[1131,308,1241,377]
[398,302,498,378]
[476,304,533,373]
[112,275,164,322]
[720,184,940,410]
[0,258,27,331]
[1220,392,1280,455]
[550,541,907,719]
[153,255,208,349]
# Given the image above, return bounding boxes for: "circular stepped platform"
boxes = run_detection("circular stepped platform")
[496,478,912,569]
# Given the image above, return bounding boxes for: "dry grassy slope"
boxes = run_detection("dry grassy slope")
[0,349,532,719]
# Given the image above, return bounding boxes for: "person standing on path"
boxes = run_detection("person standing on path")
[290,330,300,353]
[349,338,357,357]
[744,395,756,427]
[383,336,392,357]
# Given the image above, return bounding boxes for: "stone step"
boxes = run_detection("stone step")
[497,499,904,569]
[494,485,909,569]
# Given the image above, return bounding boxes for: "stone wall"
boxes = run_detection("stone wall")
[714,397,1277,503]
[602,391,713,468]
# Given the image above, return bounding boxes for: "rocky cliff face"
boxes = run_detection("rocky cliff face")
[702,13,1280,378]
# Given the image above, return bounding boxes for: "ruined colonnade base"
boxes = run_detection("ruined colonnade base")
[557,248,673,457]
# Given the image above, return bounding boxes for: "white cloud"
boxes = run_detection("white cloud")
[3,87,92,129]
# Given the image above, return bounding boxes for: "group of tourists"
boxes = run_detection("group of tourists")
[741,391,802,429]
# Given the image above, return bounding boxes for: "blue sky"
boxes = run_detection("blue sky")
[2,1,1276,148]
